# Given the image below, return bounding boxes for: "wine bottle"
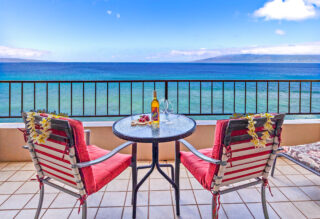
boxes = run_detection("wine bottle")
[151,90,160,126]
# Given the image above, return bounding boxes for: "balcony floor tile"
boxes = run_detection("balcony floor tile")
[96,207,123,219]
[269,202,306,219]
[0,194,33,210]
[198,204,228,219]
[176,205,201,219]
[122,206,148,219]
[246,203,280,219]
[0,210,19,217]
[25,193,57,209]
[293,201,320,218]
[0,157,317,218]
[15,209,37,219]
[42,208,73,219]
[7,170,34,182]
[279,187,311,201]
[149,191,172,205]
[223,203,254,219]
[299,186,320,200]
[100,192,126,207]
[149,206,174,219]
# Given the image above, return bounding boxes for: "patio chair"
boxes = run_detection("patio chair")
[175,114,285,219]
[271,141,320,176]
[21,112,137,219]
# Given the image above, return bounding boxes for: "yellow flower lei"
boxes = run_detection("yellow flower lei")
[26,112,62,144]
[231,113,274,148]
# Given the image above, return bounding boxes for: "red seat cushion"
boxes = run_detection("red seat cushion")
[180,148,213,189]
[87,145,132,193]
[180,120,229,190]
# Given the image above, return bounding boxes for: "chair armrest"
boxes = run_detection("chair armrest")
[276,147,284,152]
[178,139,222,164]
[76,141,135,168]
[84,129,91,145]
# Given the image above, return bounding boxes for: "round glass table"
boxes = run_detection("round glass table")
[112,113,196,217]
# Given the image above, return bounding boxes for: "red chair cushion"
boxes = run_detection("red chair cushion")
[59,117,97,195]
[39,114,131,195]
[87,145,132,193]
[180,120,229,190]
[206,119,229,190]
[64,118,132,195]
[180,148,214,188]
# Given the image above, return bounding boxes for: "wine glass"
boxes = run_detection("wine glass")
[160,99,173,123]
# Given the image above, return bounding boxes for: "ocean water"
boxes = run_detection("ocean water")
[1,62,320,80]
[0,62,320,122]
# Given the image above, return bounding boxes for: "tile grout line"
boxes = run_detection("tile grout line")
[273,186,310,219]
[235,188,256,219]
[94,175,110,218]
[13,166,40,218]
[40,188,63,218]
[0,162,31,218]
[188,173,206,219]
[165,162,176,219]
[120,170,131,219]
[186,169,230,219]
[186,169,204,219]
[263,159,310,219]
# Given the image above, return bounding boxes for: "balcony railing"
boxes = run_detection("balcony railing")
[0,80,320,119]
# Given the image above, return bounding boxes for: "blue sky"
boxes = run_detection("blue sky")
[0,0,319,62]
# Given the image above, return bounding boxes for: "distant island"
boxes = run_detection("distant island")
[1,55,320,63]
[195,54,320,63]
[0,58,45,63]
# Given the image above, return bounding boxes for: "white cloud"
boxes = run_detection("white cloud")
[116,13,120,19]
[0,46,48,58]
[168,41,320,59]
[241,41,320,54]
[107,10,112,15]
[275,29,286,35]
[170,49,222,57]
[254,0,320,21]
[306,0,320,6]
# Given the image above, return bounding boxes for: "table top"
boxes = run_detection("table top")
[112,113,196,143]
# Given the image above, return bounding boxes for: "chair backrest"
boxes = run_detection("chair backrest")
[210,114,285,192]
[22,112,92,196]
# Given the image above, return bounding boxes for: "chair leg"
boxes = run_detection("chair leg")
[261,182,269,219]
[271,154,279,177]
[82,200,87,219]
[174,140,180,216]
[212,195,218,219]
[35,185,44,219]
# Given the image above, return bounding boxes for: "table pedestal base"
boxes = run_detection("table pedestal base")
[132,142,180,218]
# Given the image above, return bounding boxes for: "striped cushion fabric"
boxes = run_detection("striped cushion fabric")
[220,122,278,186]
[33,137,78,188]
[32,114,132,195]
[32,114,95,192]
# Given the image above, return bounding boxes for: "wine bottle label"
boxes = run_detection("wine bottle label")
[151,107,159,121]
